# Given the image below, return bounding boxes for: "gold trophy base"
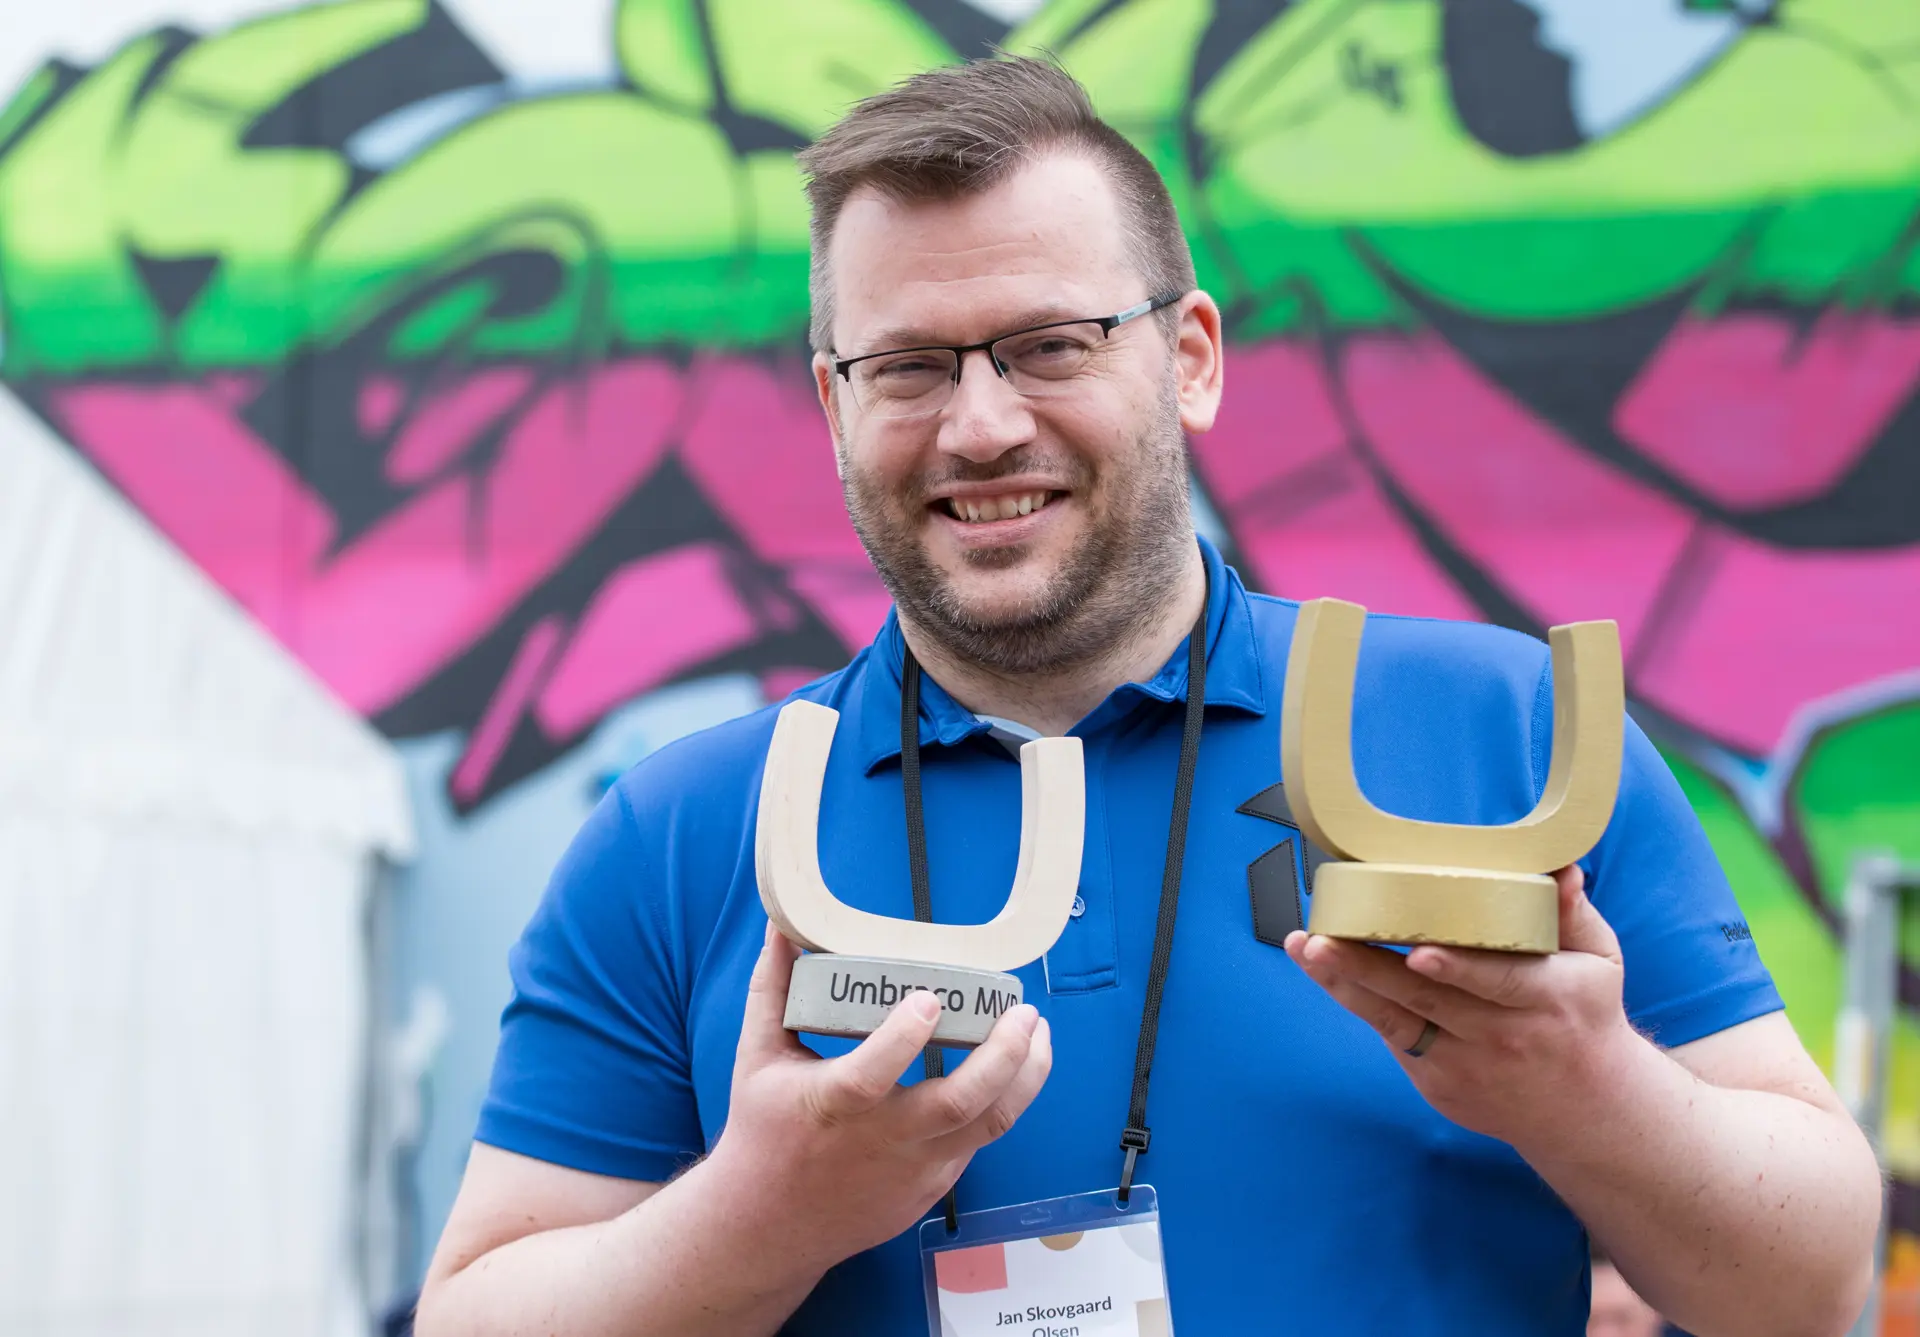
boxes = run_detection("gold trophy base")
[1307,862,1560,954]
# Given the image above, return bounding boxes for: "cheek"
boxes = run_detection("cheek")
[1037,398,1141,475]
[846,434,930,503]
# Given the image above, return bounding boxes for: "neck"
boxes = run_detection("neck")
[898,544,1208,737]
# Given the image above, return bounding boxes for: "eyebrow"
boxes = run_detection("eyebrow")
[852,304,1091,355]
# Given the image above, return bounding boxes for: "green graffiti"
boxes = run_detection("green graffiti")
[5,0,1920,372]
[312,93,746,355]
[1187,0,1920,326]
[0,0,441,372]
[702,0,955,140]
[617,0,715,114]
[119,0,430,364]
[1009,0,1209,132]
[0,36,171,372]
[1004,0,1269,320]
[0,62,58,153]
[1670,755,1843,1059]
[1731,188,1920,310]
[1674,702,1920,1179]
[1799,702,1920,928]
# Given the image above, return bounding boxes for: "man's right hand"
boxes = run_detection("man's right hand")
[704,924,1053,1270]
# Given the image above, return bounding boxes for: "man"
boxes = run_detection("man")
[415,56,1879,1336]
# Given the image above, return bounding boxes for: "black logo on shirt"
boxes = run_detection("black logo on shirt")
[1720,921,1754,943]
[1239,782,1332,948]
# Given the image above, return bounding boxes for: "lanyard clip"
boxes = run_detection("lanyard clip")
[1118,1125,1152,1205]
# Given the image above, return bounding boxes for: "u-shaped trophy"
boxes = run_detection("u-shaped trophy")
[755,701,1086,1047]
[1280,599,1625,954]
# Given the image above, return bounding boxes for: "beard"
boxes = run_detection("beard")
[839,377,1194,677]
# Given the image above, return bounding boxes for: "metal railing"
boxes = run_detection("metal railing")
[1840,854,1920,1337]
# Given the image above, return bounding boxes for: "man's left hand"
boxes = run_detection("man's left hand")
[1283,865,1645,1152]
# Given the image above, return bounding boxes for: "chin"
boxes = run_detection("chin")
[938,583,1047,631]
[936,564,1059,622]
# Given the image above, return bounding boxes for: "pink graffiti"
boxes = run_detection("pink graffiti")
[1631,531,1920,754]
[1194,332,1920,756]
[49,382,338,636]
[50,360,683,717]
[1616,311,1920,510]
[1344,334,1699,654]
[358,373,406,437]
[445,541,795,802]
[1335,333,1920,756]
[533,540,794,738]
[383,366,538,486]
[759,666,834,701]
[42,324,1920,790]
[677,356,892,649]
[49,355,888,799]
[1192,342,1478,620]
[451,615,565,803]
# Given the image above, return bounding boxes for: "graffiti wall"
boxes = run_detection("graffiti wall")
[3,0,1917,1294]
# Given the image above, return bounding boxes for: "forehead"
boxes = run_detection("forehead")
[827,152,1135,352]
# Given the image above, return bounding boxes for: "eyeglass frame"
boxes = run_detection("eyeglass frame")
[829,290,1189,410]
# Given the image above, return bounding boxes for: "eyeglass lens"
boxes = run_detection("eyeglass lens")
[846,321,1113,418]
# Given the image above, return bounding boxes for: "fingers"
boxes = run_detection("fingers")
[736,924,809,1067]
[1399,869,1619,1003]
[811,989,945,1121]
[1552,864,1623,963]
[1288,933,1506,1038]
[1284,933,1439,1056]
[1402,941,1546,1011]
[898,1004,1041,1137]
[929,1016,1052,1158]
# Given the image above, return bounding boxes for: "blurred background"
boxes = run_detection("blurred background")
[0,0,1916,1333]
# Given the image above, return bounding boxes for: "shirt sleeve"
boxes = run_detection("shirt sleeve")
[1578,698,1785,1049]
[474,782,706,1182]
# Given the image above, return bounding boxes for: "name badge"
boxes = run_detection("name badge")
[920,1187,1174,1336]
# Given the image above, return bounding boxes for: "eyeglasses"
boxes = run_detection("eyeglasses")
[831,291,1187,420]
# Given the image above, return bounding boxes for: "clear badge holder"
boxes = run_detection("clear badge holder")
[921,1186,1173,1336]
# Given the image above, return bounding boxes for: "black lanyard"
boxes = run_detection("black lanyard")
[900,565,1210,1227]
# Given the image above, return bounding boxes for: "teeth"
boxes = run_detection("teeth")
[948,492,1051,523]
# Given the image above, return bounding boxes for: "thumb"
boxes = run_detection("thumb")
[1555,864,1621,963]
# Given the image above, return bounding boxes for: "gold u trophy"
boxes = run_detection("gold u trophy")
[1280,599,1625,954]
[755,701,1085,1046]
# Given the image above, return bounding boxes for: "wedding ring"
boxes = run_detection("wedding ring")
[1404,1019,1441,1058]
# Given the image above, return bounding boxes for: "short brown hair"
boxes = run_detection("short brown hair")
[796,54,1196,353]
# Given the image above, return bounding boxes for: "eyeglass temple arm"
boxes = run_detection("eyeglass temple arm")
[1103,291,1188,333]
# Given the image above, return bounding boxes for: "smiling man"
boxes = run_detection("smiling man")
[414,56,1880,1337]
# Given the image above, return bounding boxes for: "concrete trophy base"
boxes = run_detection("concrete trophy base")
[1307,862,1560,954]
[785,954,1023,1048]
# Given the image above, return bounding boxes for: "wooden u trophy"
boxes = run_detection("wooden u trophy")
[1280,599,1625,954]
[755,700,1085,1046]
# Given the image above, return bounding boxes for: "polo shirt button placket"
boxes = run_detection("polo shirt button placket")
[1040,734,1119,994]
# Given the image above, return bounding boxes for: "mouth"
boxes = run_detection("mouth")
[935,489,1064,525]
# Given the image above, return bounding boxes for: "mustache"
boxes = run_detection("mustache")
[902,450,1094,503]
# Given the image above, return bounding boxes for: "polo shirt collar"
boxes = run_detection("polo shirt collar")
[856,535,1267,774]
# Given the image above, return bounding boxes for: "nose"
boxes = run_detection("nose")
[935,347,1035,464]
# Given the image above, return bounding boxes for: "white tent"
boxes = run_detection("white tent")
[0,389,414,1337]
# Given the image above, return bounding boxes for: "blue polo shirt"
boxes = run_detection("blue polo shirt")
[477,537,1781,1335]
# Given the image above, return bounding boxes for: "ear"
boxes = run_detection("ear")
[813,352,847,480]
[1173,291,1225,436]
